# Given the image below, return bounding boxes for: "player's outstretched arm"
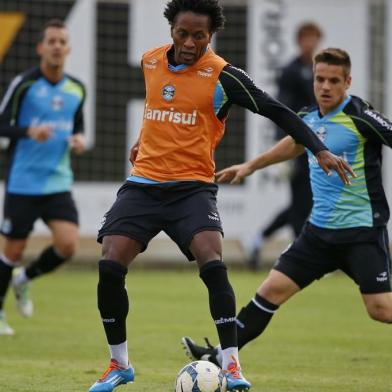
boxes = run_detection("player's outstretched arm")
[216,136,303,184]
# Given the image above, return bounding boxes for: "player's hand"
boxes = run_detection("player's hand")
[215,162,254,184]
[315,150,356,185]
[129,140,140,165]
[27,125,52,142]
[69,133,86,154]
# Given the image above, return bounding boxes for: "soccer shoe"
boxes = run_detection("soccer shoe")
[181,336,220,366]
[224,357,251,392]
[0,312,14,336]
[12,268,33,317]
[89,359,134,392]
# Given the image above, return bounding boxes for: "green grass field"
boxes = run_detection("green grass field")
[0,267,391,392]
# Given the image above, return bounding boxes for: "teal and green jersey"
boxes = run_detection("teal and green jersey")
[300,95,392,229]
[0,67,85,195]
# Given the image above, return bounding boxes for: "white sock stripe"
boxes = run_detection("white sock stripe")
[251,298,276,314]
[0,254,19,267]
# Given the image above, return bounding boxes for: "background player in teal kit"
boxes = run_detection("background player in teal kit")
[182,48,392,366]
[0,19,86,335]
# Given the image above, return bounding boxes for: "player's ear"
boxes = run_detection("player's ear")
[36,42,43,56]
[345,75,352,90]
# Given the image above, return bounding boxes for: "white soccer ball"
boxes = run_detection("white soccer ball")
[174,360,227,392]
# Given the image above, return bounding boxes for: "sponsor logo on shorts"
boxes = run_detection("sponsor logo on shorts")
[208,211,220,221]
[215,316,236,325]
[100,213,107,229]
[376,271,388,282]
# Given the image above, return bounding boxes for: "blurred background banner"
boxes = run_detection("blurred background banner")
[0,0,390,238]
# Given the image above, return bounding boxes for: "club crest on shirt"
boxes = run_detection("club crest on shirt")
[315,126,327,142]
[162,85,175,101]
[51,95,64,111]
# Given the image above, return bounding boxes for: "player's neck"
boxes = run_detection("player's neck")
[40,63,65,84]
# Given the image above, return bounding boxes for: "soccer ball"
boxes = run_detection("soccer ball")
[174,360,227,392]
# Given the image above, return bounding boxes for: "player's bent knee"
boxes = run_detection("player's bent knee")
[56,242,77,259]
[367,306,392,323]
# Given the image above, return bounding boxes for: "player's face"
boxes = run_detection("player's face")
[37,27,70,68]
[314,62,351,115]
[171,11,212,65]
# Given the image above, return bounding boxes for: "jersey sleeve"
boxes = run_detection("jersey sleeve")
[73,82,86,134]
[0,74,29,138]
[358,107,392,148]
[219,65,327,155]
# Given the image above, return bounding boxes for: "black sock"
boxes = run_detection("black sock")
[199,260,237,350]
[0,258,13,310]
[236,293,279,349]
[98,260,129,345]
[25,246,67,280]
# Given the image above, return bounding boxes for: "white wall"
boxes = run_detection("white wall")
[65,0,96,148]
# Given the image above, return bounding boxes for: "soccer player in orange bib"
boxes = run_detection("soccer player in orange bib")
[89,2,353,391]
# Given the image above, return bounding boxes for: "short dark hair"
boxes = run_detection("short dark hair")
[164,0,225,33]
[39,19,66,42]
[314,48,351,77]
[296,22,323,42]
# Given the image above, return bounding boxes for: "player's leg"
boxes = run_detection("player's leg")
[190,231,251,391]
[0,193,37,322]
[0,239,27,334]
[343,228,392,323]
[90,182,161,392]
[14,220,78,285]
[183,269,301,367]
[362,292,392,322]
[183,223,334,365]
[12,192,79,316]
[89,235,140,392]
[164,182,250,390]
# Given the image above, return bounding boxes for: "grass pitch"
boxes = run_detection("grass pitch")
[0,267,391,391]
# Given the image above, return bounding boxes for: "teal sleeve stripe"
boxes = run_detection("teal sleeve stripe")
[350,115,391,147]
[213,81,228,114]
[221,70,259,112]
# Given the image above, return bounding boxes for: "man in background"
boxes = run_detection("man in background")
[0,19,86,335]
[245,22,323,270]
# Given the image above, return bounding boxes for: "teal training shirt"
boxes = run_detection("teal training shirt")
[300,95,392,229]
[0,67,85,195]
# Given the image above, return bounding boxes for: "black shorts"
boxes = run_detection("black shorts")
[1,192,79,239]
[97,181,223,261]
[274,223,391,294]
